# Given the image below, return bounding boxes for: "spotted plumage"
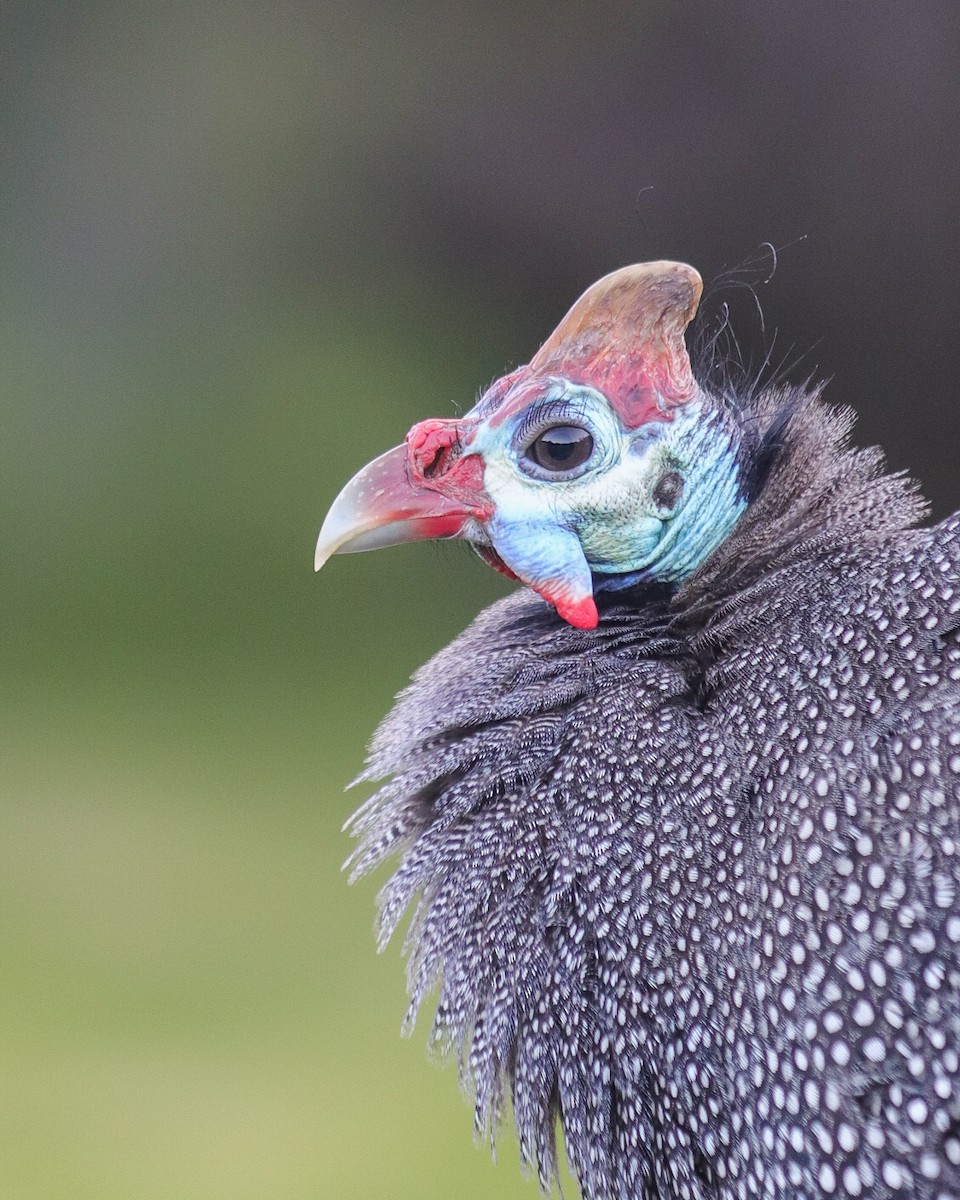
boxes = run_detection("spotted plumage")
[319,264,960,1198]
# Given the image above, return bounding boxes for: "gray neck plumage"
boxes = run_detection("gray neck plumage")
[345,383,930,1191]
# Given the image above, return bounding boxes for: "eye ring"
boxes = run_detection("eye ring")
[524,424,595,475]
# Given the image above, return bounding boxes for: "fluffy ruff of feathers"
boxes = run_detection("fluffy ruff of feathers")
[345,387,960,1200]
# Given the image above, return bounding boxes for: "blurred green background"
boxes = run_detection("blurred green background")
[3,3,960,1198]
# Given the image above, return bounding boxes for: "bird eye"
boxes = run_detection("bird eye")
[526,425,594,474]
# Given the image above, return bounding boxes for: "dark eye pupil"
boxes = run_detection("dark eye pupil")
[528,425,594,472]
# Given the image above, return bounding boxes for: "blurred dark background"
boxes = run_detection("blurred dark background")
[3,3,959,1197]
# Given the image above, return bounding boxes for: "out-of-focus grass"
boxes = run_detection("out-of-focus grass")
[1,277,571,1198]
[0,674,556,1200]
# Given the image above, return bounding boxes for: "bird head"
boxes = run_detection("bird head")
[316,261,747,629]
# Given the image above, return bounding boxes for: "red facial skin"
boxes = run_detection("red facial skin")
[405,419,492,518]
[485,363,673,434]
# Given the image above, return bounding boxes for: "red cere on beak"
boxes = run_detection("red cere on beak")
[405,418,490,513]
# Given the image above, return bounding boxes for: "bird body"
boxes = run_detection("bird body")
[318,264,960,1198]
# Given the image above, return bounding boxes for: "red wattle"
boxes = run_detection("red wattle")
[556,595,599,629]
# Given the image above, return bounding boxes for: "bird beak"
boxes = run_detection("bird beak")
[315,442,487,570]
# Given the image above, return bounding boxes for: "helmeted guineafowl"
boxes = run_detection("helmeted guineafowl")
[317,262,960,1199]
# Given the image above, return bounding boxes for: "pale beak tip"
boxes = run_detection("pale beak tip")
[314,532,335,572]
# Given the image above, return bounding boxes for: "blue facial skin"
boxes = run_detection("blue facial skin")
[468,380,747,599]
